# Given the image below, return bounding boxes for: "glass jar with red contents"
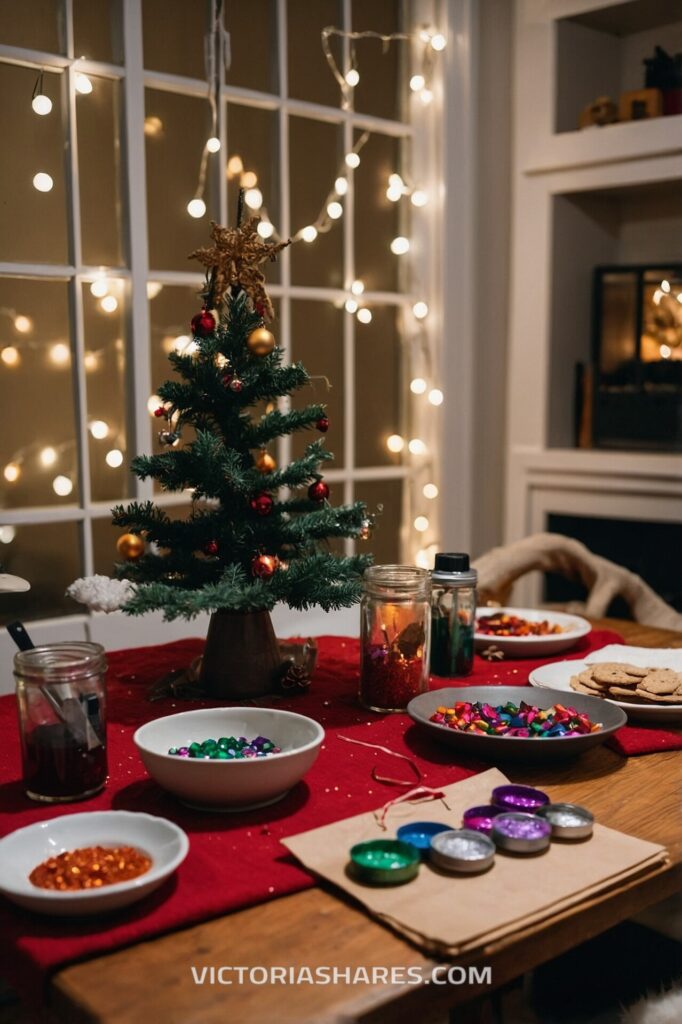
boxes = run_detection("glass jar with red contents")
[359,565,431,713]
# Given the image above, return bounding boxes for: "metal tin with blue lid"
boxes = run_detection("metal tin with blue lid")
[349,839,420,885]
[396,821,451,857]
[429,828,495,873]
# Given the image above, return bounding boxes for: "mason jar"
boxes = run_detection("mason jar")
[14,642,108,803]
[359,565,431,713]
[430,553,478,677]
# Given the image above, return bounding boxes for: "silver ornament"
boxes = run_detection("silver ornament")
[158,430,180,446]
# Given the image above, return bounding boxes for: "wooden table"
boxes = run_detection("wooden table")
[50,620,682,1024]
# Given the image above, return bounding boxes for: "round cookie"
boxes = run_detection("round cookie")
[637,669,681,696]
[592,663,647,685]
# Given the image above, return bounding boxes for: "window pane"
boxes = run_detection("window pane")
[145,88,218,271]
[290,117,343,289]
[0,64,68,265]
[0,521,82,625]
[142,0,207,79]
[354,478,403,564]
[290,300,344,467]
[225,1,277,93]
[351,0,405,122]
[0,277,78,508]
[354,304,402,467]
[288,0,342,108]
[0,0,63,53]
[74,0,123,64]
[82,281,130,502]
[354,132,402,293]
[79,77,123,267]
[226,102,280,283]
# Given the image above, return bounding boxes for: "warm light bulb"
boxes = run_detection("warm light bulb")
[241,170,258,189]
[410,74,425,92]
[345,152,360,169]
[3,462,20,483]
[420,88,433,105]
[423,483,439,499]
[53,475,73,496]
[90,278,109,298]
[257,220,274,238]
[1,346,20,367]
[33,172,54,192]
[345,298,358,314]
[653,289,663,305]
[227,155,244,177]
[300,225,318,243]
[386,186,402,202]
[345,68,360,87]
[410,377,427,394]
[84,352,99,371]
[75,72,93,94]
[187,197,206,218]
[414,515,429,532]
[89,420,109,440]
[390,236,410,255]
[408,438,427,455]
[206,136,221,153]
[411,189,428,207]
[146,281,163,299]
[0,525,16,544]
[661,279,671,293]
[334,176,348,195]
[143,115,163,137]
[100,295,118,313]
[388,173,403,189]
[244,188,263,209]
[415,548,430,569]
[40,446,57,467]
[327,201,343,220]
[147,394,162,415]
[351,279,364,296]
[173,335,193,354]
[431,33,446,50]
[386,434,405,453]
[105,448,123,468]
[49,342,70,366]
[428,388,443,406]
[13,314,32,333]
[32,93,52,115]
[356,308,372,324]
[660,344,672,359]
[413,301,429,319]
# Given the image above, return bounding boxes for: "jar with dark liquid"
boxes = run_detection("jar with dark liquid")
[430,553,477,677]
[14,643,108,802]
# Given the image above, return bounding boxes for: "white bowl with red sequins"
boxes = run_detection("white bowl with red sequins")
[0,810,189,916]
[134,707,325,811]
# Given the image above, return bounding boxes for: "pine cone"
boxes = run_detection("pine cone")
[278,660,312,693]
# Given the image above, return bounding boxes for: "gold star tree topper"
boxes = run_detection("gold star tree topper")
[189,218,290,321]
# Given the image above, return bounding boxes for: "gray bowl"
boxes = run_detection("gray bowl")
[407,686,626,762]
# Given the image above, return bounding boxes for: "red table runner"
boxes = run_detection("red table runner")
[0,628,679,1001]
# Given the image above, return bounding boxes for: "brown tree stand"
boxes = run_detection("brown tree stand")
[199,609,282,699]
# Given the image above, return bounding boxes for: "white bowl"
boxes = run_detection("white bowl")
[0,811,188,916]
[475,607,591,657]
[134,707,324,811]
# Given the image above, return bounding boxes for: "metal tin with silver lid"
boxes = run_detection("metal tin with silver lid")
[430,553,478,677]
[537,803,594,839]
[429,828,495,873]
[491,812,552,853]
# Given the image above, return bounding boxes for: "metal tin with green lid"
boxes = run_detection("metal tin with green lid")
[349,839,420,885]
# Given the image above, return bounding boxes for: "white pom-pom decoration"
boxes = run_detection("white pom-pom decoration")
[67,575,137,613]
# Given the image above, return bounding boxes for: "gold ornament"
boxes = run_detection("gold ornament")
[255,450,276,473]
[247,326,275,357]
[116,533,145,561]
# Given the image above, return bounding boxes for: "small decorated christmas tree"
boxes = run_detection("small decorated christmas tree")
[108,202,373,697]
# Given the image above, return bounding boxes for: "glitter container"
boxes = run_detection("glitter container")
[396,821,451,857]
[537,803,594,840]
[429,829,496,874]
[349,840,420,885]
[491,812,552,853]
[491,784,550,813]
[462,805,504,835]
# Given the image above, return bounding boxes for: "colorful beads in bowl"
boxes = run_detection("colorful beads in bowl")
[168,736,281,760]
[429,700,601,738]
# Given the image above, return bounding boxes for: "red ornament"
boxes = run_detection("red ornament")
[191,309,215,337]
[250,492,273,516]
[154,407,166,418]
[308,480,329,502]
[255,300,267,318]
[316,416,329,433]
[229,377,243,392]
[204,540,219,556]
[251,553,278,579]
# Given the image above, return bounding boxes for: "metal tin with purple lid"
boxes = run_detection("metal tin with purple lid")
[429,828,495,873]
[397,821,451,857]
[491,784,550,813]
[537,803,594,839]
[462,805,504,835]
[491,812,552,853]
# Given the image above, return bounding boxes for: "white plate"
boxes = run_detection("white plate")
[529,659,682,723]
[0,811,189,916]
[475,607,591,658]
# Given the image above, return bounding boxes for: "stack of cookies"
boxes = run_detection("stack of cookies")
[570,663,682,704]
